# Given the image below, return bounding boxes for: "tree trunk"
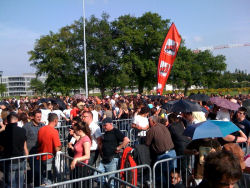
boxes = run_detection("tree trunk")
[184,85,189,96]
[100,88,105,99]
[138,81,144,94]
[120,88,125,95]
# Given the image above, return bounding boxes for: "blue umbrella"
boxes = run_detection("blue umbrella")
[183,120,240,140]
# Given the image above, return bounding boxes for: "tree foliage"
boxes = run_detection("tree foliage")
[29,11,233,96]
[0,84,7,96]
[29,78,45,95]
[169,47,227,95]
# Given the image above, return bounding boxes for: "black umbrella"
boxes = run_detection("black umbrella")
[170,99,206,113]
[0,101,10,107]
[162,100,177,111]
[50,98,66,111]
[188,93,209,102]
[37,98,66,110]
[147,95,165,100]
[37,98,50,104]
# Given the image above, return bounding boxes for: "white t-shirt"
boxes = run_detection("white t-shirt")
[52,109,66,120]
[89,121,102,151]
[41,109,51,125]
[91,110,99,124]
[133,115,149,136]
[63,109,71,119]
[111,99,115,108]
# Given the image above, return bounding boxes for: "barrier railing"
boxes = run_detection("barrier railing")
[107,176,138,188]
[55,125,71,152]
[0,152,53,188]
[152,155,194,188]
[129,128,139,146]
[55,152,102,184]
[99,119,133,134]
[43,164,152,188]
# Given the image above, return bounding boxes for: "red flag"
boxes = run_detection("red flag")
[157,23,181,95]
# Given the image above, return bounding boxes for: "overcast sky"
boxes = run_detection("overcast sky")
[0,0,250,76]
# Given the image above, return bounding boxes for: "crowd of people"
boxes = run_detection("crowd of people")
[0,93,249,187]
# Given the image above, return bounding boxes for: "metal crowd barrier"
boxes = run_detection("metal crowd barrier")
[42,164,152,188]
[56,119,133,155]
[55,125,71,152]
[129,128,140,146]
[99,119,133,133]
[0,152,53,188]
[55,152,102,184]
[152,155,194,188]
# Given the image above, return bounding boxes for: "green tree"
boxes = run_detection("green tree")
[112,12,170,93]
[0,84,7,97]
[169,48,227,95]
[29,78,44,95]
[29,26,85,95]
[85,13,121,97]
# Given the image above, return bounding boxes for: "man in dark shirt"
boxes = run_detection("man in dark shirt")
[97,117,130,185]
[234,107,250,139]
[146,116,176,187]
[146,116,175,162]
[3,112,28,188]
[23,109,44,154]
[22,109,44,185]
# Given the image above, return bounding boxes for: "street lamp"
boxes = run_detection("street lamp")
[82,0,88,98]
[0,71,3,97]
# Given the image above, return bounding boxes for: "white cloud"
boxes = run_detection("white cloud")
[193,36,203,42]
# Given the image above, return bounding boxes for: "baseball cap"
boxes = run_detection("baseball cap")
[102,117,112,124]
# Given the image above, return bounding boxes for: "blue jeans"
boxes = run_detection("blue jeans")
[35,158,54,186]
[97,158,119,187]
[5,160,26,188]
[155,149,177,187]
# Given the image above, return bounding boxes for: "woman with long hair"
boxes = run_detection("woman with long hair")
[70,122,92,183]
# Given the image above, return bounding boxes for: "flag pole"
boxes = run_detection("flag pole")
[83,0,88,98]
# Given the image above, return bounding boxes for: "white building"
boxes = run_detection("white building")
[1,73,46,97]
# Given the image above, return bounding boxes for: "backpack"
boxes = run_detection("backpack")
[120,146,138,186]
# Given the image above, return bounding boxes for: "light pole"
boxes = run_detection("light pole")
[82,0,88,98]
[0,71,3,97]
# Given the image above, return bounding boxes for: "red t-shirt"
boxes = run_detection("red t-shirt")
[70,108,79,118]
[37,125,61,160]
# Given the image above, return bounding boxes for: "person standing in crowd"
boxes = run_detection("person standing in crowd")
[132,106,150,144]
[3,112,29,188]
[89,104,99,124]
[37,113,61,185]
[146,116,175,186]
[97,117,130,186]
[117,102,130,119]
[196,150,242,188]
[82,111,102,167]
[40,103,51,125]
[102,103,112,120]
[67,117,81,157]
[70,101,79,121]
[23,109,44,155]
[23,109,45,185]
[234,107,250,138]
[52,103,69,126]
[185,138,221,186]
[70,122,91,187]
